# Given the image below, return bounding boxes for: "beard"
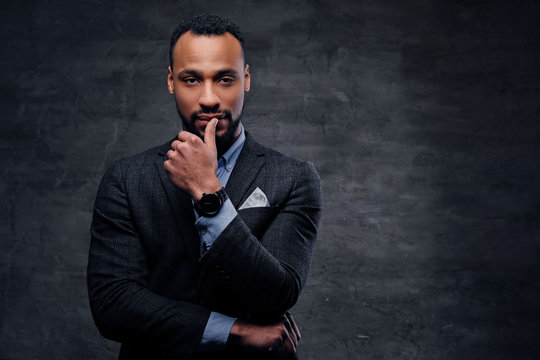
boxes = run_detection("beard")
[176,105,243,156]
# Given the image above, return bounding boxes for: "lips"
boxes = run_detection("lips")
[196,114,226,121]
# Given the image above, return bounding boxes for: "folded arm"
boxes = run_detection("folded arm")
[87,160,209,358]
[199,161,322,321]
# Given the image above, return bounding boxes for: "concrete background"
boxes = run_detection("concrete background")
[1,0,539,359]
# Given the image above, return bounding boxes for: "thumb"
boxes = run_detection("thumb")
[204,118,218,155]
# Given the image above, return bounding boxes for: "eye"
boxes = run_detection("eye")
[218,77,235,86]
[183,78,199,86]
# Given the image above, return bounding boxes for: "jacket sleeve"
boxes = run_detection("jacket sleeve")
[87,160,209,359]
[198,160,322,321]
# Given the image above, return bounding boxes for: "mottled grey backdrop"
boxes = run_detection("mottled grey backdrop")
[1,0,539,359]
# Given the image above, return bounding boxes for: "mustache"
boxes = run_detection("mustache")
[190,109,233,122]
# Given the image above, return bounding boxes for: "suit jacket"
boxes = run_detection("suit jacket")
[87,133,322,360]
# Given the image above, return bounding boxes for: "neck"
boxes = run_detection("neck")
[216,123,243,157]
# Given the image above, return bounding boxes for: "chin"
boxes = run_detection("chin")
[215,128,229,137]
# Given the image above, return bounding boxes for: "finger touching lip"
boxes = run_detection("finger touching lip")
[197,114,225,121]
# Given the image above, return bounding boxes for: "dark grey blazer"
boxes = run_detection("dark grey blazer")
[87,133,322,360]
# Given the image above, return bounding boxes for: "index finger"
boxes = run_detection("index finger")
[204,118,218,155]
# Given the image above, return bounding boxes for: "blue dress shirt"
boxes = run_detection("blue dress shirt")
[195,125,245,351]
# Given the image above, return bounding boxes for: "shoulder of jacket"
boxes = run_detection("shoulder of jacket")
[246,134,311,169]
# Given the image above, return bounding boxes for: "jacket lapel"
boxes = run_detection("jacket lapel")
[154,140,201,263]
[226,134,266,208]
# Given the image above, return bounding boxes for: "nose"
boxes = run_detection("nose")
[199,82,220,109]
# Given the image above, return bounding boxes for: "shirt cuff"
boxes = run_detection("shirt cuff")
[199,312,237,352]
[195,198,237,249]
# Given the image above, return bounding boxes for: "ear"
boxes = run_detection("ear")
[244,64,251,92]
[167,66,175,94]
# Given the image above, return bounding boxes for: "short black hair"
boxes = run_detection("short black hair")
[169,14,245,68]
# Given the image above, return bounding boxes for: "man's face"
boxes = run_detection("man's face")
[167,31,250,153]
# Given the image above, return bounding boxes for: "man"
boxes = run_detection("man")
[87,14,321,360]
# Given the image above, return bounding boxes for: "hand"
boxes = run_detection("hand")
[164,118,222,201]
[228,313,301,359]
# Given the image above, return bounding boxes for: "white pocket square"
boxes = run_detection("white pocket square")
[239,187,270,210]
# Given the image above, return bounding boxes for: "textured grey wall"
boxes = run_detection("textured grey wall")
[1,1,539,359]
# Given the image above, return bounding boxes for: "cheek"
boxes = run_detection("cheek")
[176,92,198,112]
[226,90,244,113]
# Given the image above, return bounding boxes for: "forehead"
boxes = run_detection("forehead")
[172,31,244,71]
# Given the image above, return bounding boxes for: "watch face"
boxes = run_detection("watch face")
[198,193,222,216]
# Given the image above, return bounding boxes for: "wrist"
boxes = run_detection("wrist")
[191,179,222,202]
[227,320,250,349]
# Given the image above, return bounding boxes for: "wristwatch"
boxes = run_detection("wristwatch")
[194,187,228,217]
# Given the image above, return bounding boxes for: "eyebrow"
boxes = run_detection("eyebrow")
[214,69,240,78]
[178,69,199,76]
[178,68,240,79]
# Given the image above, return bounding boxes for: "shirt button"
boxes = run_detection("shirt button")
[200,229,206,235]
[226,164,232,170]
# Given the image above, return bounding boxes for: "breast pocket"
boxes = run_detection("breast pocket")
[237,205,280,239]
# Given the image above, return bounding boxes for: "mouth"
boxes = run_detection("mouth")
[196,113,226,121]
